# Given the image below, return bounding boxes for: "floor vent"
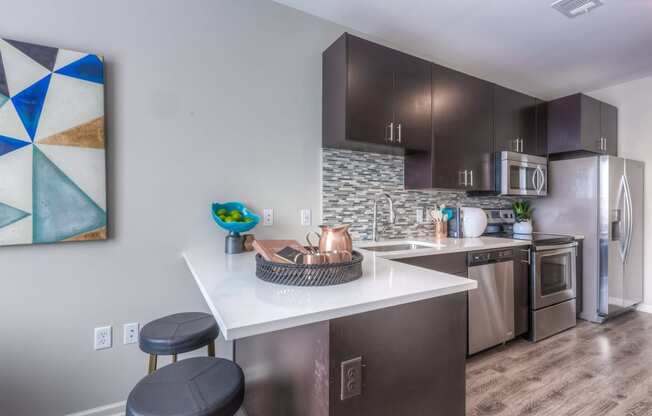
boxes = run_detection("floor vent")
[551,0,604,18]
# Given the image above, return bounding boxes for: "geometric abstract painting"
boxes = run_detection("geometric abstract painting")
[0,38,106,246]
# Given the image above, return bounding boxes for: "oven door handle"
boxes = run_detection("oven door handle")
[533,242,578,251]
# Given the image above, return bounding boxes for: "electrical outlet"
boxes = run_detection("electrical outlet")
[123,322,139,345]
[94,326,112,350]
[300,209,311,226]
[340,357,362,400]
[263,208,274,226]
[416,207,424,224]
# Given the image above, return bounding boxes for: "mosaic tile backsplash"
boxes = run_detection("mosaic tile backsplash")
[322,149,519,241]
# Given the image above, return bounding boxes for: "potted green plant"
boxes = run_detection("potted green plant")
[512,200,533,234]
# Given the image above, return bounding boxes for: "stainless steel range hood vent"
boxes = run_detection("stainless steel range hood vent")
[551,0,604,18]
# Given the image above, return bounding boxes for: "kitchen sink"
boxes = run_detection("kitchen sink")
[360,243,440,252]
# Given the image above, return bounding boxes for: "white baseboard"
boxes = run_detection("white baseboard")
[66,401,125,416]
[66,401,246,416]
[637,303,652,314]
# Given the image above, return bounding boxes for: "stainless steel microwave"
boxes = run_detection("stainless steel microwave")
[497,151,548,196]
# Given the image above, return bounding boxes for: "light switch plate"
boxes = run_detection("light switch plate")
[263,208,274,226]
[300,209,311,226]
[341,356,362,400]
[416,207,424,224]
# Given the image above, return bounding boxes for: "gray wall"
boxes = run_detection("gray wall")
[0,1,344,414]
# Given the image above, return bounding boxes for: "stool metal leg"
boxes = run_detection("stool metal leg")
[172,354,178,363]
[148,354,157,374]
[207,341,215,357]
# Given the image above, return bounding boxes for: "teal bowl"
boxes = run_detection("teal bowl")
[211,202,260,235]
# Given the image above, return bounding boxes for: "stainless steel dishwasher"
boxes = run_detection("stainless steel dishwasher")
[467,249,515,355]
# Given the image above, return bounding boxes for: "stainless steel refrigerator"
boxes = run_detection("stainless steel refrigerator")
[533,156,644,323]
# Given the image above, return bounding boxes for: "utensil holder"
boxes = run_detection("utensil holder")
[434,220,447,240]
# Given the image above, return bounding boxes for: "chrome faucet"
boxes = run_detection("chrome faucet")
[372,193,396,242]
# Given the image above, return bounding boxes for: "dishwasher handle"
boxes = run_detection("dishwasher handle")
[468,249,515,266]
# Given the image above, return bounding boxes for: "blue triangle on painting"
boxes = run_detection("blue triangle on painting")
[32,146,106,243]
[0,135,30,157]
[56,54,104,84]
[12,75,51,140]
[0,201,29,229]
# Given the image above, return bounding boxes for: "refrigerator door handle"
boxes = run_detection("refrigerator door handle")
[615,175,627,260]
[624,175,634,262]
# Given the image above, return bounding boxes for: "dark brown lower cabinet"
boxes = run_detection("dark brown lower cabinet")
[235,293,467,416]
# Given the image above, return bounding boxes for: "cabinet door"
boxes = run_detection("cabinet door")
[393,51,431,152]
[394,252,467,276]
[494,85,537,154]
[535,100,548,156]
[346,35,395,146]
[601,102,618,156]
[580,94,603,153]
[432,64,493,190]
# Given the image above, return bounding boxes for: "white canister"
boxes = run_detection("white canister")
[461,207,488,238]
[513,220,533,235]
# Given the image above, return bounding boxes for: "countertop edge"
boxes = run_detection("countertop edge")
[222,280,477,340]
[182,252,233,340]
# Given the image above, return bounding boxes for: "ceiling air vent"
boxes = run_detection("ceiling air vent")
[551,0,604,18]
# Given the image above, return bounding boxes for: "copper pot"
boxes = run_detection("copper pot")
[318,224,353,253]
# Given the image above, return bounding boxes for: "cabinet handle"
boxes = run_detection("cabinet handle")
[598,137,605,152]
[520,138,525,153]
[388,122,394,142]
[397,123,402,144]
[469,170,474,187]
[521,248,531,265]
[459,170,467,187]
[603,137,607,152]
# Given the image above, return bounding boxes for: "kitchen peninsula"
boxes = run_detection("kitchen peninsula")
[183,236,531,416]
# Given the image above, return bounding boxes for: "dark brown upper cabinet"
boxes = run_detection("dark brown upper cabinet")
[547,93,618,156]
[430,64,494,192]
[322,33,431,155]
[601,101,618,156]
[493,85,538,155]
[535,99,548,157]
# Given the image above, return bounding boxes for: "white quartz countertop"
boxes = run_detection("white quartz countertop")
[183,236,530,340]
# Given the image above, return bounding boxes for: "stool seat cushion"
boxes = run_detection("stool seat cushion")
[126,357,244,416]
[139,312,219,355]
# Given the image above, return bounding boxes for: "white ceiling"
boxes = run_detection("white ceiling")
[274,0,652,100]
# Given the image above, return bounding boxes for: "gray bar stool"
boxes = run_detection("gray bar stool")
[139,312,219,373]
[126,357,244,416]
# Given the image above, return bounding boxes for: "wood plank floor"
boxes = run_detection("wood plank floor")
[466,311,652,416]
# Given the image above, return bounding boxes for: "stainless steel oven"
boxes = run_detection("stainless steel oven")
[530,241,578,341]
[497,151,548,196]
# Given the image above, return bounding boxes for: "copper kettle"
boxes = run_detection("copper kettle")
[318,224,353,253]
